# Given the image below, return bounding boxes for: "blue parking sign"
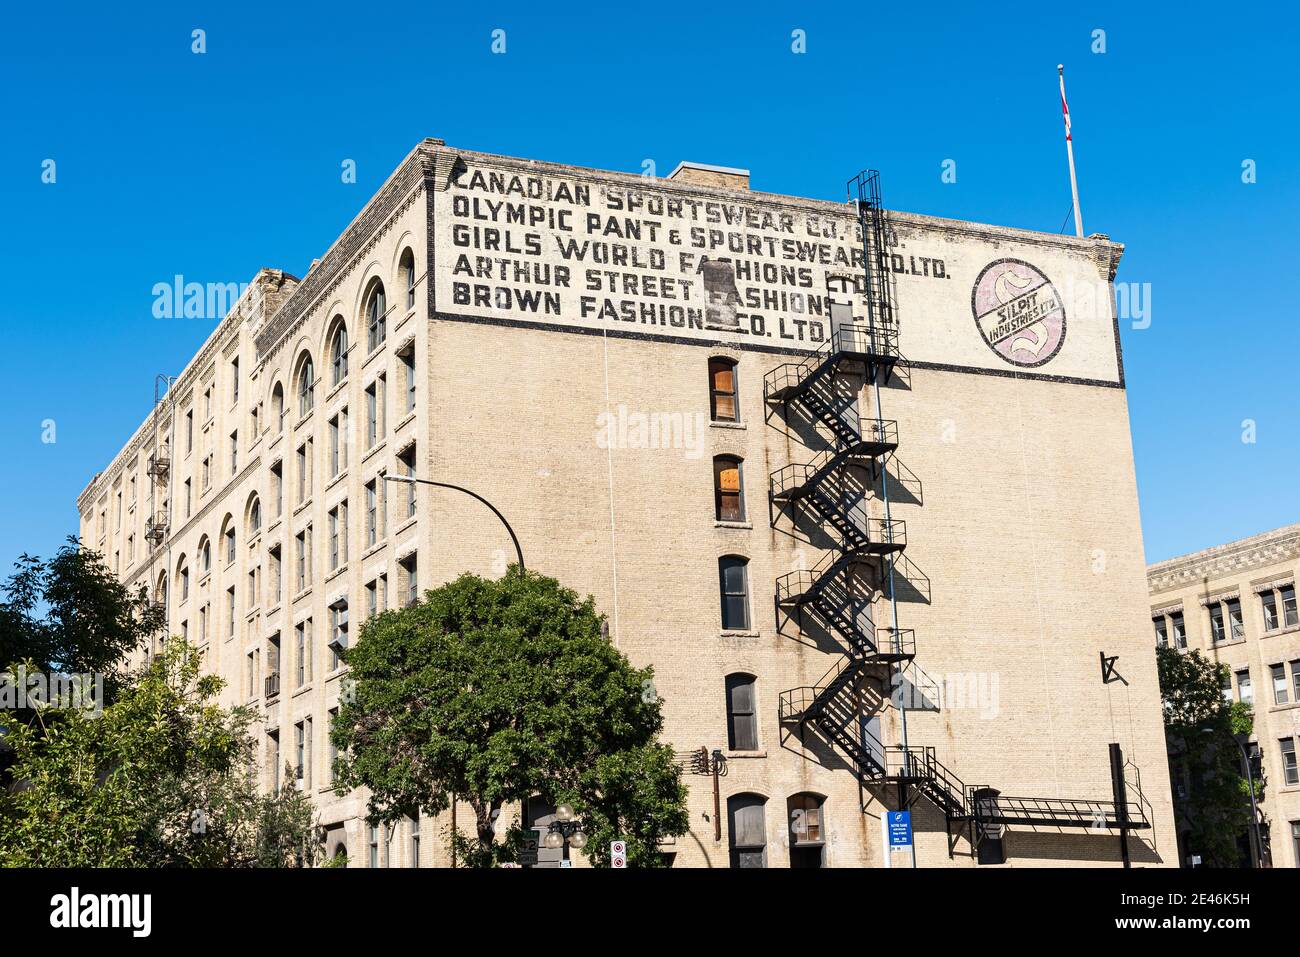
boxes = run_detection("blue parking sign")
[887,811,913,847]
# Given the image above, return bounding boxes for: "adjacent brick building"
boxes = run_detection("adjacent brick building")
[78,139,1176,867]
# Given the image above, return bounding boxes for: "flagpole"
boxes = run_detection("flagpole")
[1059,64,1084,238]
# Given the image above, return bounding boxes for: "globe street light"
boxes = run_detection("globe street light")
[544,804,586,862]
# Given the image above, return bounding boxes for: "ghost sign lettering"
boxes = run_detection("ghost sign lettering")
[971,259,1067,368]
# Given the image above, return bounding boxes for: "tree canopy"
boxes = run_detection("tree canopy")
[1156,645,1261,867]
[331,568,688,867]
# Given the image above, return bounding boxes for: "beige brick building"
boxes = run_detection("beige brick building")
[1148,523,1300,867]
[78,139,1176,867]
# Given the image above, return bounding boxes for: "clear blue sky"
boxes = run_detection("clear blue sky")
[0,1,1295,568]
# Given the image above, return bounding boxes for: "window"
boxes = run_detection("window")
[183,478,192,518]
[366,282,387,352]
[330,322,349,386]
[1264,591,1280,631]
[179,562,190,602]
[249,497,261,534]
[199,603,209,643]
[719,556,750,631]
[231,357,239,404]
[1227,599,1244,640]
[725,674,758,751]
[401,348,416,414]
[271,461,283,517]
[185,409,194,452]
[226,586,236,638]
[329,600,348,669]
[269,731,281,792]
[366,378,385,447]
[1210,605,1226,644]
[1153,617,1168,648]
[246,650,257,700]
[1221,671,1233,705]
[1292,660,1300,705]
[708,358,739,422]
[714,456,744,522]
[329,415,341,476]
[365,479,379,547]
[272,383,285,433]
[1273,664,1289,705]
[295,619,312,687]
[294,719,308,787]
[296,442,311,503]
[1236,669,1253,705]
[202,455,212,490]
[369,825,381,868]
[366,579,379,618]
[328,707,339,783]
[269,545,282,603]
[328,501,348,569]
[787,793,826,868]
[298,356,315,416]
[1171,611,1186,649]
[225,526,236,564]
[727,794,767,868]
[1284,585,1298,628]
[409,813,420,868]
[401,249,416,310]
[1283,738,1299,787]
[295,528,310,591]
[400,446,417,518]
[401,553,418,607]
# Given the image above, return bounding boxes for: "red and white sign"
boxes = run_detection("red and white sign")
[611,840,627,868]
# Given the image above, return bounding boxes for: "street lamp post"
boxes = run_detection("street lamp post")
[543,803,587,866]
[1203,727,1263,867]
[380,470,524,572]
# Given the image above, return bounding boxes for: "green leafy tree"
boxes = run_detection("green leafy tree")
[1157,645,1261,866]
[331,568,688,867]
[0,538,164,690]
[0,640,319,867]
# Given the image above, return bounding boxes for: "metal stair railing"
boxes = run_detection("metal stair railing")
[970,793,1151,830]
[770,418,899,502]
[763,323,900,404]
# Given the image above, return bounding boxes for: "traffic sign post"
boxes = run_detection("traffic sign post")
[881,811,914,868]
[610,839,627,869]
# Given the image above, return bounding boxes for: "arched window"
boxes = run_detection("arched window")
[271,382,285,433]
[708,357,739,423]
[248,496,262,535]
[154,572,168,612]
[330,321,349,386]
[365,281,387,352]
[714,456,744,522]
[177,556,190,602]
[718,556,750,631]
[297,355,315,416]
[400,248,416,311]
[787,793,826,868]
[198,537,212,574]
[727,793,767,869]
[725,673,758,751]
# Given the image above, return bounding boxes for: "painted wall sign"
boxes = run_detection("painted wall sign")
[434,159,1122,385]
[971,259,1067,368]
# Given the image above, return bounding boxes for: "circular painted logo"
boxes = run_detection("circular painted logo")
[971,259,1066,367]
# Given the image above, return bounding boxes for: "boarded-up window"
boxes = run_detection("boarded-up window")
[728,794,767,869]
[726,674,758,751]
[719,556,750,631]
[709,358,738,422]
[714,457,744,522]
[788,793,826,868]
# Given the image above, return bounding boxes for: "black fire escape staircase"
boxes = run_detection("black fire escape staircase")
[769,169,1152,862]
